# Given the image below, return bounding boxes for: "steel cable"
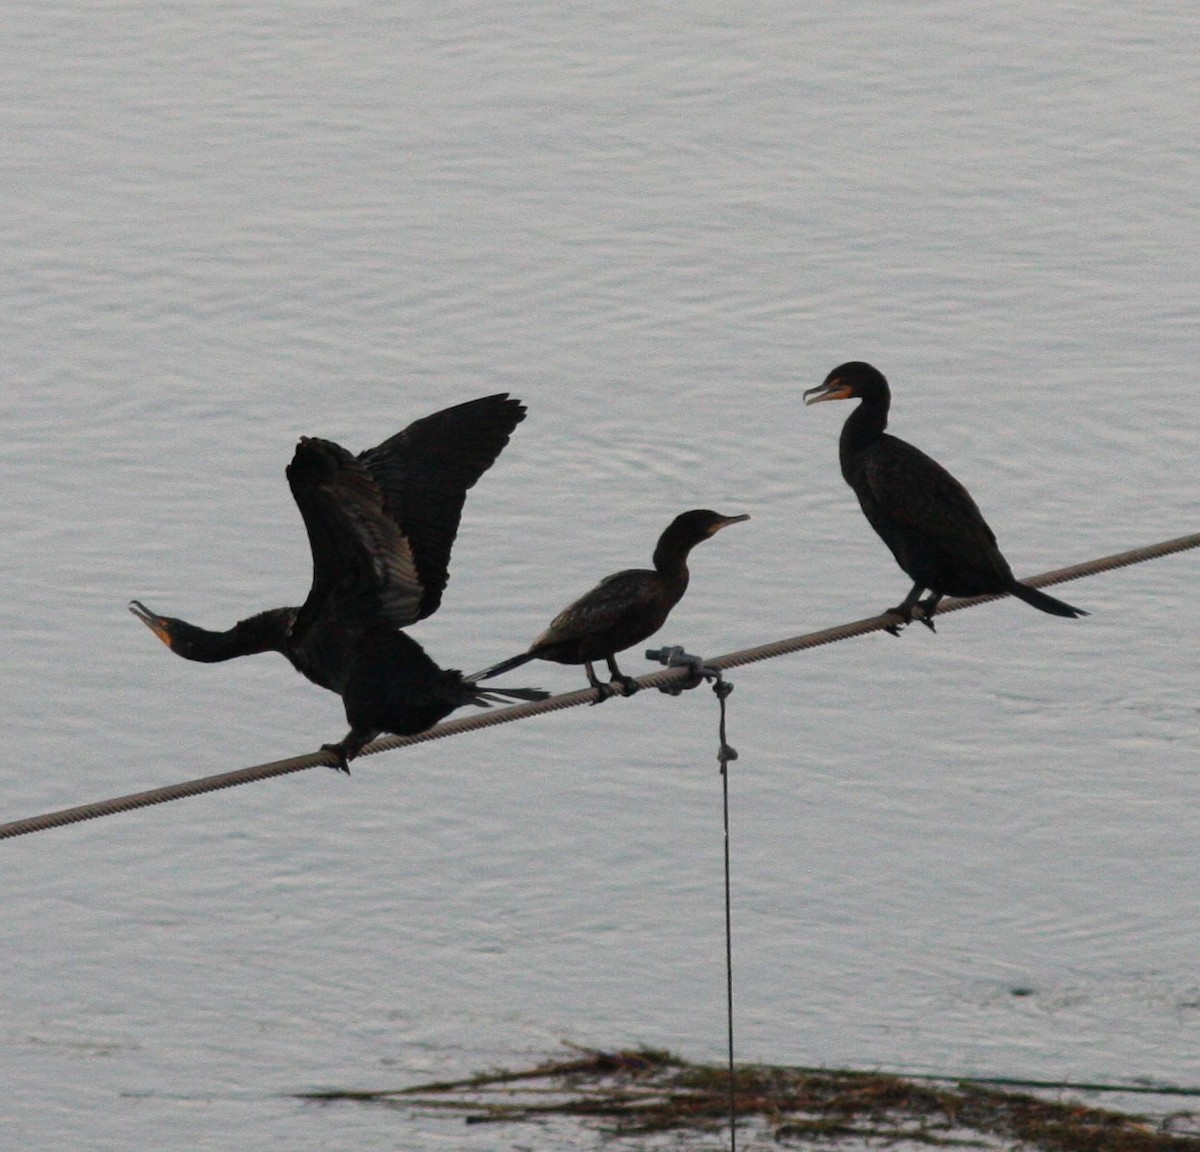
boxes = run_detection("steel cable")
[1,531,1196,841]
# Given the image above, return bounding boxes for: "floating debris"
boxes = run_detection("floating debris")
[301,1045,1200,1150]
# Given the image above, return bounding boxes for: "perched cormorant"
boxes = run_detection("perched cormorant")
[473,509,749,698]
[130,393,547,770]
[803,361,1087,632]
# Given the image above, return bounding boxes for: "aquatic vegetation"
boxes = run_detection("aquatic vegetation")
[301,1045,1200,1150]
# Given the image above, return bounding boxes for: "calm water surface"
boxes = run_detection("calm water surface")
[2,3,1198,1149]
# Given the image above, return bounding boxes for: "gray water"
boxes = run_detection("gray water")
[2,3,1198,1148]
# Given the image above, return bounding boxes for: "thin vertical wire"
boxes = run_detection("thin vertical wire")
[716,679,738,1152]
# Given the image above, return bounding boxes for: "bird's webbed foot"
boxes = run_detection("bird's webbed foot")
[587,674,622,703]
[914,594,943,632]
[321,728,375,774]
[603,658,640,698]
[320,743,353,774]
[584,661,626,705]
[585,660,640,704]
[884,586,931,636]
[584,662,613,704]
[882,605,913,637]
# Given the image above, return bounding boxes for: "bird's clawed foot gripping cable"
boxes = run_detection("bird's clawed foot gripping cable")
[3,532,1199,844]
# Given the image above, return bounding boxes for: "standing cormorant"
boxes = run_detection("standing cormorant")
[130,393,547,770]
[804,361,1087,631]
[473,509,749,697]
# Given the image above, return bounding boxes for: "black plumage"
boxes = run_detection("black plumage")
[804,361,1087,631]
[474,509,749,698]
[130,393,546,769]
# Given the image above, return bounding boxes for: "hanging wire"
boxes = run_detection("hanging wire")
[647,647,740,1150]
[0,531,1196,842]
[716,676,738,1152]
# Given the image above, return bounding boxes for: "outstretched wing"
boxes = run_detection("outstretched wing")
[357,393,526,620]
[287,437,424,640]
[287,394,526,640]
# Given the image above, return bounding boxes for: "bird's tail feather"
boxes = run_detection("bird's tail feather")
[468,651,536,682]
[1011,582,1089,619]
[467,683,551,707]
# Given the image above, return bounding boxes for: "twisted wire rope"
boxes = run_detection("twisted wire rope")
[2,531,1196,841]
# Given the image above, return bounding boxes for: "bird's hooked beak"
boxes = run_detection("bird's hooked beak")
[129,600,175,649]
[803,377,854,405]
[708,513,751,535]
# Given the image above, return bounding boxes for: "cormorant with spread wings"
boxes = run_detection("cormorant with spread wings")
[131,394,546,770]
